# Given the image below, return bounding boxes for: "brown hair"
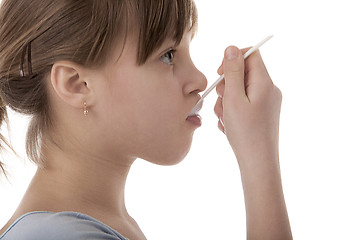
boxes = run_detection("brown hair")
[0,0,197,176]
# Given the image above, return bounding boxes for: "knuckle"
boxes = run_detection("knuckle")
[225,68,243,76]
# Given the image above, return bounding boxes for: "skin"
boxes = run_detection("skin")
[1,30,206,240]
[0,31,292,240]
[215,47,292,239]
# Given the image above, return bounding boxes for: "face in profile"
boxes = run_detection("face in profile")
[88,31,207,166]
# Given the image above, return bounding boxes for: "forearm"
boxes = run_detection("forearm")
[236,149,292,240]
[215,45,291,239]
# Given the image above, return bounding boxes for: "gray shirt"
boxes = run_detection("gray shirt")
[0,211,129,240]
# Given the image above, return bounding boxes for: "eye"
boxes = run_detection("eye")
[160,49,176,65]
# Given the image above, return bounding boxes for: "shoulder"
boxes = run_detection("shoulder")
[0,211,128,240]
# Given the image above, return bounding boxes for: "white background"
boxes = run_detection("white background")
[1,0,360,239]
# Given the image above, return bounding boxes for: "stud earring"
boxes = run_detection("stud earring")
[83,102,89,116]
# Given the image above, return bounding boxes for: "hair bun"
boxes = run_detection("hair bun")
[0,73,46,115]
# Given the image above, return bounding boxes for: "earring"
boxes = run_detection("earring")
[83,102,89,116]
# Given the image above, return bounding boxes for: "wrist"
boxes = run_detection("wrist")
[233,141,279,166]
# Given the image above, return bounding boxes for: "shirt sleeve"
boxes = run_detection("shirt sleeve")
[1,212,128,240]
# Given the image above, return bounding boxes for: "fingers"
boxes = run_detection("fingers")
[213,44,282,170]
[217,47,250,76]
[218,119,225,133]
[216,80,224,99]
[215,46,247,133]
[214,45,274,134]
[214,97,225,133]
[243,50,275,102]
[214,97,223,119]
[217,59,224,75]
[245,50,266,71]
[222,46,247,101]
[244,50,272,84]
[216,46,256,101]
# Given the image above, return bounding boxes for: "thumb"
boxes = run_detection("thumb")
[223,46,246,100]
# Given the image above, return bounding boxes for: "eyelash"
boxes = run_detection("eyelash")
[160,49,177,65]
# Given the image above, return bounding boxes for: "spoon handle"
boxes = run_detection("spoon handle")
[200,35,273,101]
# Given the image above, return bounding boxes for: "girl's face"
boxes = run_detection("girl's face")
[90,31,207,166]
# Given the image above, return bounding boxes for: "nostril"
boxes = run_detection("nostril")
[190,89,200,95]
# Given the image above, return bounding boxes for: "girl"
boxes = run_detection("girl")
[0,0,292,239]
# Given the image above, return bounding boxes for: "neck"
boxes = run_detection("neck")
[23,141,136,219]
[10,140,148,239]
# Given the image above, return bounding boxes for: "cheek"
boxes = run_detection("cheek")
[132,99,193,165]
[125,69,183,122]
[127,95,193,165]
[101,68,193,164]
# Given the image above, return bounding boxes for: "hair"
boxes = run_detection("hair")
[0,0,198,176]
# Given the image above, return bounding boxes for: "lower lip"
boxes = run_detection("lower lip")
[186,115,202,127]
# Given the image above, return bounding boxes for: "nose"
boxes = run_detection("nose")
[183,63,207,96]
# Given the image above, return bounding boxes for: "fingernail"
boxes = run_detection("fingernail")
[225,47,238,60]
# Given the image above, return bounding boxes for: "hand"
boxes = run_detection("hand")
[214,46,282,163]
[214,46,292,239]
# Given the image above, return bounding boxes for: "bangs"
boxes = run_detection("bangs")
[67,0,198,66]
[134,0,198,65]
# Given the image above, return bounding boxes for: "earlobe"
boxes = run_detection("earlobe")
[50,61,91,109]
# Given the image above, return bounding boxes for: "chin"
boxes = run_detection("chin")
[160,153,188,166]
[146,148,190,166]
[143,139,193,166]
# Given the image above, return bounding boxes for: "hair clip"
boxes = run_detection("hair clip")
[19,42,33,77]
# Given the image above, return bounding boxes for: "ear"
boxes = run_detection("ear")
[50,61,93,109]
